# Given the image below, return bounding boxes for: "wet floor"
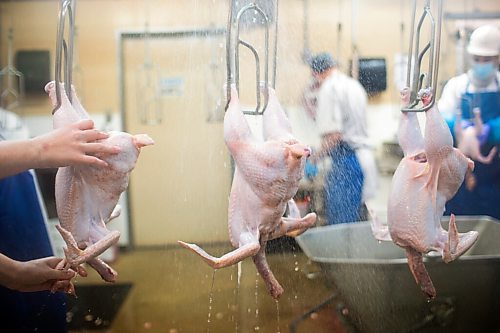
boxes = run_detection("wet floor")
[69,245,347,333]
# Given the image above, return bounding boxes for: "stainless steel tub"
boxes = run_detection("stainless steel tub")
[296,216,500,333]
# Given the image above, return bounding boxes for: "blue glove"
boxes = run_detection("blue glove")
[444,114,456,143]
[304,159,318,179]
[487,117,500,145]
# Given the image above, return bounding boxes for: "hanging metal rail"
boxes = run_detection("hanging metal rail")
[225,0,279,115]
[0,28,25,112]
[53,0,76,114]
[136,22,163,126]
[402,0,443,112]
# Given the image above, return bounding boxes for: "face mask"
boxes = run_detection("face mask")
[472,61,496,81]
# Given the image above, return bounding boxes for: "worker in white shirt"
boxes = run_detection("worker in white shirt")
[307,52,378,224]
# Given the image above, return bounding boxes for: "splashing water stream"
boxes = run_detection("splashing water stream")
[234,261,242,333]
[254,271,260,331]
[293,253,299,302]
[275,300,281,333]
[206,269,217,333]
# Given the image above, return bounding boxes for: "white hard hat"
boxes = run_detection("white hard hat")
[467,25,500,57]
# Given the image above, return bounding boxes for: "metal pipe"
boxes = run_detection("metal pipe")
[406,0,417,89]
[225,0,234,110]
[53,0,76,113]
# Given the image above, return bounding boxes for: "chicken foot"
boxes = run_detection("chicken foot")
[56,224,120,268]
[178,235,260,270]
[252,243,284,299]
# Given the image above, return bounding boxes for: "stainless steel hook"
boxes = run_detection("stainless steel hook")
[225,0,278,115]
[402,0,443,112]
[53,0,76,114]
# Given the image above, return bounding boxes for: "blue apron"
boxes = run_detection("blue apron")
[324,142,364,224]
[445,79,500,219]
[0,171,67,333]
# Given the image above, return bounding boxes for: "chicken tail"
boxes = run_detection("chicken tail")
[133,134,155,148]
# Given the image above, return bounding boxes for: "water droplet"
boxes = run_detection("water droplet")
[216,312,224,320]
[169,329,179,333]
[207,270,216,331]
[294,267,299,271]
[254,326,260,331]
[310,312,318,320]
[84,314,94,322]
[94,317,103,326]
[144,322,152,329]
[275,300,281,333]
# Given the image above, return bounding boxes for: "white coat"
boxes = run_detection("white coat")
[315,70,378,200]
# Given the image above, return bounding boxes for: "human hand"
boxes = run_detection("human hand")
[321,132,342,152]
[33,119,120,168]
[8,257,76,292]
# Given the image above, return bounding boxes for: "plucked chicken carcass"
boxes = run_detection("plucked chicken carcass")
[179,85,317,299]
[370,88,478,298]
[46,81,154,283]
[454,108,497,165]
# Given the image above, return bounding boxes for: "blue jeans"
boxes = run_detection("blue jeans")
[324,143,364,224]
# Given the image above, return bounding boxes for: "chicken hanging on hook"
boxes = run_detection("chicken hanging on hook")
[371,88,478,298]
[179,85,317,299]
[46,81,154,288]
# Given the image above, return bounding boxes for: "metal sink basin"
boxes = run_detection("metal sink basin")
[296,216,500,333]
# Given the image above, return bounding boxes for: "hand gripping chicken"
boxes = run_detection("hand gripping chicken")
[371,88,478,298]
[454,108,497,165]
[179,85,317,299]
[46,81,154,283]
